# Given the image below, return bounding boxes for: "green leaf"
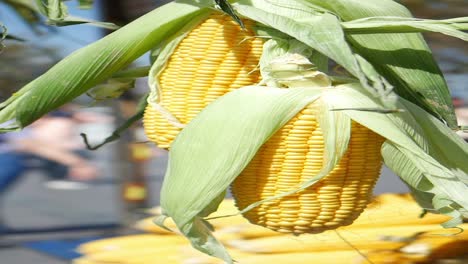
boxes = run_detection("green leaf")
[180,217,232,263]
[33,0,116,29]
[382,142,465,228]
[237,0,322,19]
[4,34,25,41]
[160,86,322,263]
[343,16,468,41]
[86,78,135,102]
[324,83,468,227]
[0,23,6,49]
[235,1,395,106]
[319,100,351,175]
[77,0,93,9]
[214,0,244,29]
[305,0,458,128]
[258,38,315,86]
[35,0,68,21]
[0,0,211,132]
[111,66,150,79]
[45,15,119,30]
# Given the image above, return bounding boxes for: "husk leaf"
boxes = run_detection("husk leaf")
[159,86,322,263]
[305,0,457,128]
[0,0,211,131]
[323,84,468,227]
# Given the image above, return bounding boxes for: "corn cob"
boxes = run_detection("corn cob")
[221,251,367,264]
[71,257,100,264]
[231,99,385,234]
[226,224,467,254]
[72,258,100,264]
[180,245,254,264]
[182,246,364,264]
[349,193,450,228]
[144,13,263,148]
[77,234,186,254]
[83,246,186,264]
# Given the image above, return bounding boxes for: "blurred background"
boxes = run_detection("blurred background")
[0,0,466,263]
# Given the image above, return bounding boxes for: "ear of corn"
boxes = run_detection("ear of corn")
[83,246,180,263]
[183,247,368,264]
[226,251,367,264]
[231,99,385,234]
[72,259,99,264]
[76,234,186,255]
[144,13,264,149]
[226,224,464,254]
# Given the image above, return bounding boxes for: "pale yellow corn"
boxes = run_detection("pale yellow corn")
[231,100,385,234]
[180,246,362,264]
[222,251,368,264]
[144,13,263,148]
[72,259,99,264]
[349,193,450,228]
[226,224,465,254]
[76,246,186,264]
[76,234,185,255]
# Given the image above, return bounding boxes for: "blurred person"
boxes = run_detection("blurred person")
[0,106,105,230]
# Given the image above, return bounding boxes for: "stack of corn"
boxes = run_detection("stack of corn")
[73,194,468,264]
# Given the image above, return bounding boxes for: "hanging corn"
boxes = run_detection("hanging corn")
[144,13,264,149]
[231,99,385,234]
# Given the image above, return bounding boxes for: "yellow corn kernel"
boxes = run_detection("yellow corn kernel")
[144,13,263,148]
[231,100,385,234]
